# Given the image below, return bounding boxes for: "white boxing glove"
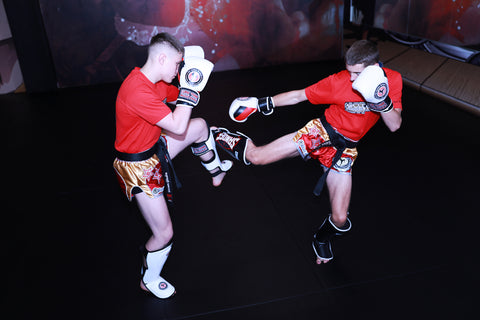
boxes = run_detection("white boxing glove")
[352,65,393,113]
[229,96,275,122]
[176,56,214,108]
[184,45,204,59]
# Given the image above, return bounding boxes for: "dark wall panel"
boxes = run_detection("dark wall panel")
[4,0,57,92]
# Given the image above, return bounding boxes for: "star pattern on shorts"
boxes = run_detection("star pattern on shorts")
[152,167,162,184]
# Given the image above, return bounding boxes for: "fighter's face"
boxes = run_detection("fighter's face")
[165,52,183,83]
[346,64,365,82]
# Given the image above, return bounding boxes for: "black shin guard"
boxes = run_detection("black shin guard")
[312,215,351,261]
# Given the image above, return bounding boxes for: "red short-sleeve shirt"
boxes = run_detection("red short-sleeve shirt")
[305,68,402,141]
[114,68,179,153]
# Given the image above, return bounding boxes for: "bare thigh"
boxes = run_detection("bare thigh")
[164,118,209,159]
[135,192,173,250]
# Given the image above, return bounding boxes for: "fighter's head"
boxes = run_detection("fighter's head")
[345,40,380,67]
[147,33,185,83]
[345,40,380,81]
[149,32,185,56]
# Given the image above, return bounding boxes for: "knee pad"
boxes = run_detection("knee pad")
[191,128,233,175]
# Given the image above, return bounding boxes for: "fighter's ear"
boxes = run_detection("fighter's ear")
[158,52,167,65]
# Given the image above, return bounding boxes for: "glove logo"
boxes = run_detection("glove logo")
[185,68,203,86]
[158,282,168,290]
[374,82,388,100]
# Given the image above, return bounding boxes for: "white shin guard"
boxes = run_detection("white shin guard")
[141,243,175,299]
[191,128,233,175]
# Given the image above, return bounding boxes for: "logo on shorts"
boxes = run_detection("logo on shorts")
[152,187,163,196]
[185,68,203,86]
[374,82,388,100]
[296,139,308,157]
[334,157,353,172]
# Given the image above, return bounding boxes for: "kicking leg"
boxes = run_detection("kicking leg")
[247,133,299,165]
[212,127,299,165]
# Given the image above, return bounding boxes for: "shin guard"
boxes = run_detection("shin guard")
[191,128,233,176]
[312,215,351,261]
[212,127,251,165]
[141,243,175,299]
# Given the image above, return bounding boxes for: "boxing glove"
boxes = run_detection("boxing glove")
[184,45,204,59]
[177,46,204,78]
[352,65,393,113]
[176,56,214,108]
[229,96,275,122]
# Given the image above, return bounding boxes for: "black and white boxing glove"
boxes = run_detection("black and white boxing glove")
[229,96,275,122]
[352,65,393,113]
[176,52,214,108]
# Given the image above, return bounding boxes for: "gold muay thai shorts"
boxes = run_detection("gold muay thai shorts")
[293,118,358,173]
[113,154,165,201]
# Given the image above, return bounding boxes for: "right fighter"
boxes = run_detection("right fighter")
[213,40,403,264]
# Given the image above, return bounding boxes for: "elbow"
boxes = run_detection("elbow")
[385,109,402,132]
[389,118,402,132]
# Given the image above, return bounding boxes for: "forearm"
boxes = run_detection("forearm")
[381,108,402,132]
[156,106,192,135]
[272,89,307,107]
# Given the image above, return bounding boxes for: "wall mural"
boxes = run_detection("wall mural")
[374,0,480,48]
[39,0,344,88]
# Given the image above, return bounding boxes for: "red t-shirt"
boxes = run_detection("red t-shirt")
[305,68,403,141]
[114,68,179,153]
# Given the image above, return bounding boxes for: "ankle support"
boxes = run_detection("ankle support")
[315,215,351,241]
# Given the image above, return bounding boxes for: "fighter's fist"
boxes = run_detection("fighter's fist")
[176,56,214,108]
[229,96,275,122]
[352,65,393,113]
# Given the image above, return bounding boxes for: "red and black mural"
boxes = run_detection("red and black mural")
[39,0,344,88]
[374,0,480,48]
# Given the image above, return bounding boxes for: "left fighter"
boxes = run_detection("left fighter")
[113,32,232,299]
